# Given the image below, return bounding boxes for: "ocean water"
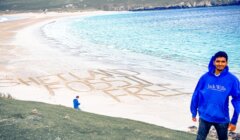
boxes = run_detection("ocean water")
[0,16,23,22]
[42,6,240,90]
[0,17,8,22]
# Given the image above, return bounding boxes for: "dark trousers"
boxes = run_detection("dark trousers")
[196,118,228,140]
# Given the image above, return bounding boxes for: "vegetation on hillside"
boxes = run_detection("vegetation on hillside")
[0,97,196,140]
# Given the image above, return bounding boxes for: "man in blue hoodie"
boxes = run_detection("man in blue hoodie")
[190,51,240,140]
[73,96,80,110]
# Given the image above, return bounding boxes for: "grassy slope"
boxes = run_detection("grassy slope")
[0,98,196,140]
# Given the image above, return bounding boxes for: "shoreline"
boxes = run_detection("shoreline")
[0,11,238,132]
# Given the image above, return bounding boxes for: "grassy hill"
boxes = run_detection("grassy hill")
[0,0,239,12]
[0,97,196,140]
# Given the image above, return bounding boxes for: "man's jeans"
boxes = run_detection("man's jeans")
[196,118,228,140]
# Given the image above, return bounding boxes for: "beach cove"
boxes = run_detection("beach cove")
[1,7,239,132]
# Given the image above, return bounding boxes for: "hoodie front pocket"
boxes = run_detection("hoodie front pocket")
[201,103,225,120]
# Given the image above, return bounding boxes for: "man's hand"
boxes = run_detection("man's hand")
[228,123,236,131]
[192,117,197,122]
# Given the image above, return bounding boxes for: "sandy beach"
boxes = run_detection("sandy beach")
[0,11,238,132]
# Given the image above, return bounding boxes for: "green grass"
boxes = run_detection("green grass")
[0,97,196,140]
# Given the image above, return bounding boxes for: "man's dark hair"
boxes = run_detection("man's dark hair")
[214,51,228,61]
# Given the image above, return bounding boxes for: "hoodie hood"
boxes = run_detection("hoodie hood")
[208,55,229,76]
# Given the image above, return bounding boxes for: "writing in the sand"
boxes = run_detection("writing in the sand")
[0,69,187,102]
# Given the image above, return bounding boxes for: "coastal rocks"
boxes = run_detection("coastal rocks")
[31,108,40,115]
[65,4,74,8]
[174,1,212,8]
[211,0,240,5]
[0,92,13,99]
[29,108,42,122]
[130,0,240,11]
[63,114,70,120]
[229,132,240,140]
[198,1,212,7]
[161,1,213,9]
[188,125,240,140]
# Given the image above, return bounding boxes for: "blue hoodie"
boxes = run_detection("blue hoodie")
[190,56,240,124]
[73,98,80,109]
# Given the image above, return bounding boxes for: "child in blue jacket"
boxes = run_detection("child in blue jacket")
[73,96,80,110]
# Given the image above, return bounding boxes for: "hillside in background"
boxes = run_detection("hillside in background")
[0,97,196,140]
[0,0,239,12]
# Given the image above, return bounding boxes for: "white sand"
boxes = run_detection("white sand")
[0,11,238,132]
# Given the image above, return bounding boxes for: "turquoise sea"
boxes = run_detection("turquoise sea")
[0,15,24,22]
[42,6,240,90]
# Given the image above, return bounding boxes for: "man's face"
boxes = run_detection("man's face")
[214,57,228,72]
